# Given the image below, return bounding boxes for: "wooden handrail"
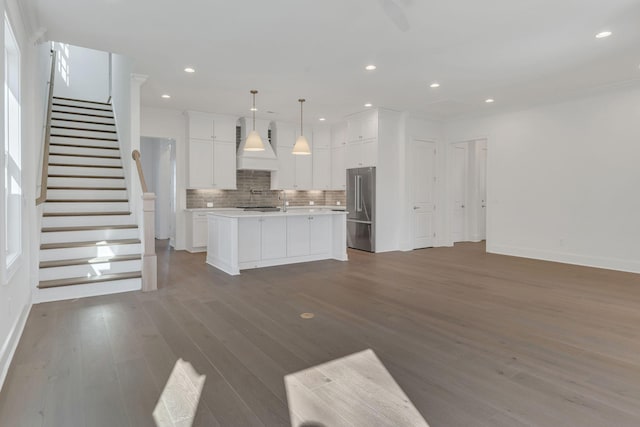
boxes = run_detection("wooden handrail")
[131,149,148,193]
[36,50,57,205]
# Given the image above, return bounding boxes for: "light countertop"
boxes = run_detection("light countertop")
[185,206,345,212]
[207,208,348,218]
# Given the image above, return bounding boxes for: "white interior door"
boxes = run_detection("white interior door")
[452,144,468,243]
[477,143,487,240]
[413,140,437,249]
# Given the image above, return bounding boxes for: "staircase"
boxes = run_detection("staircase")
[37,97,142,300]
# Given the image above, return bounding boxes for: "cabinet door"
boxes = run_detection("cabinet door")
[313,127,331,148]
[261,217,287,260]
[238,218,261,263]
[193,217,208,247]
[286,216,310,257]
[361,116,378,141]
[345,140,363,169]
[309,215,331,255]
[331,123,347,148]
[188,138,214,188]
[272,144,295,189]
[331,145,346,190]
[346,119,362,143]
[312,146,331,190]
[213,141,237,189]
[189,115,213,140]
[362,140,378,167]
[295,155,313,190]
[213,116,236,142]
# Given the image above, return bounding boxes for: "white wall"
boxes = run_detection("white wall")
[141,107,187,249]
[141,137,174,240]
[445,84,640,273]
[52,43,109,103]
[0,0,41,391]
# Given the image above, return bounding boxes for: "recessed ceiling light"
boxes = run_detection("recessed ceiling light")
[364,103,373,107]
[595,31,612,39]
[184,67,195,73]
[365,65,377,71]
[161,94,171,99]
[319,117,326,121]
[485,98,495,103]
[430,82,441,88]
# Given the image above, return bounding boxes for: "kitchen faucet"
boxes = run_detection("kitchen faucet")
[280,190,287,212]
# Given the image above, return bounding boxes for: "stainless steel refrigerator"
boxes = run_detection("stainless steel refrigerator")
[347,167,376,252]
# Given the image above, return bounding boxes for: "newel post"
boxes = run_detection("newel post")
[142,193,158,292]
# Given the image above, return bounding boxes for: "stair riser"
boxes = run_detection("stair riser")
[53,98,109,107]
[50,136,119,149]
[47,177,125,189]
[44,202,129,213]
[52,105,113,116]
[46,189,128,200]
[42,214,136,228]
[51,128,118,140]
[50,145,121,158]
[41,228,139,244]
[39,259,142,281]
[48,165,124,177]
[51,112,115,125]
[51,119,116,132]
[49,155,121,167]
[39,243,142,262]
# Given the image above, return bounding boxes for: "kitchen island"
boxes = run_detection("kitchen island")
[206,209,348,275]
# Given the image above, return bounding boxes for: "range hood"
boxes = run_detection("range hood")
[237,117,279,171]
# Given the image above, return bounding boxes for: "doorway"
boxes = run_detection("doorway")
[450,139,487,244]
[412,139,437,249]
[140,137,177,246]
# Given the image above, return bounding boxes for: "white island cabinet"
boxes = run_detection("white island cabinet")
[206,210,348,275]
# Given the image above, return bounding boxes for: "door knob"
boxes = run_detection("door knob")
[413,206,419,210]
[461,204,465,208]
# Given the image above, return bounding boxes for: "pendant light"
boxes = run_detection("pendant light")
[244,90,265,151]
[292,98,311,155]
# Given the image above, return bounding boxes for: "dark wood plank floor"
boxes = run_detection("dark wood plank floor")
[1,241,640,426]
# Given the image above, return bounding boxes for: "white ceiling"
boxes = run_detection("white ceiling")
[24,0,640,123]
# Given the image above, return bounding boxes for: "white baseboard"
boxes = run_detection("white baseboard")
[0,302,32,393]
[33,278,142,304]
[488,244,640,274]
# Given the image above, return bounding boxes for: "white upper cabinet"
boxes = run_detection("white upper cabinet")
[330,123,347,190]
[312,127,331,190]
[186,111,237,189]
[344,111,378,168]
[271,122,317,190]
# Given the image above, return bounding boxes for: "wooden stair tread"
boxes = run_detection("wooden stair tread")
[51,134,118,142]
[50,142,119,150]
[38,271,141,289]
[51,125,117,133]
[53,96,111,106]
[46,199,128,203]
[48,163,122,169]
[41,238,140,250]
[49,153,120,159]
[52,117,115,126]
[40,254,140,268]
[52,102,113,112]
[47,186,126,190]
[51,110,114,119]
[43,211,132,217]
[42,224,137,232]
[48,174,124,179]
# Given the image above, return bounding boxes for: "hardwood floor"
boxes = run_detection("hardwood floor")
[1,241,640,426]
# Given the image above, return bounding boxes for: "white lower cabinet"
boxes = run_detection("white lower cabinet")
[286,215,331,256]
[239,217,287,263]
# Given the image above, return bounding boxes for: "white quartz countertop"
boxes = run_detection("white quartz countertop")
[185,206,345,212]
[207,208,348,218]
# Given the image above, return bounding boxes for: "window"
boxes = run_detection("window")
[3,13,21,282]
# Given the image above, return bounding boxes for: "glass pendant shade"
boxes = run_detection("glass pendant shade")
[292,135,311,155]
[292,98,311,155]
[244,90,265,152]
[244,130,264,151]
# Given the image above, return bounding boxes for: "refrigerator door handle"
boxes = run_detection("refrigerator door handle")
[356,175,362,212]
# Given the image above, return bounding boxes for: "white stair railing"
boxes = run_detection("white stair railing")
[132,149,157,292]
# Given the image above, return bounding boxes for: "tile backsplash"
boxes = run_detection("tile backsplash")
[187,170,346,209]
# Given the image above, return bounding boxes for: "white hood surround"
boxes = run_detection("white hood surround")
[237,118,279,171]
